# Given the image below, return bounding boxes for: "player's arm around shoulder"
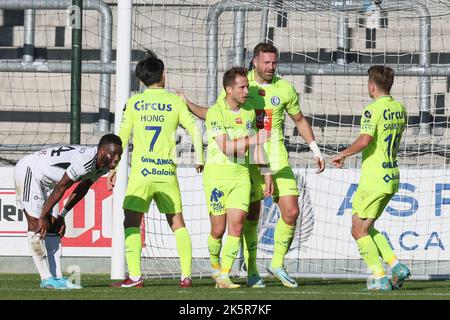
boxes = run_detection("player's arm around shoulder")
[176,89,208,120]
[117,97,136,156]
[178,95,205,171]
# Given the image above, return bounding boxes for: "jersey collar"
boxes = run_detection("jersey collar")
[144,87,164,92]
[373,95,393,103]
[221,98,241,113]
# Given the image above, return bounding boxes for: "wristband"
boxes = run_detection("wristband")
[259,166,272,175]
[309,141,324,160]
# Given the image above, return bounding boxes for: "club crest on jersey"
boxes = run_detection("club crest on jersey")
[364,110,372,118]
[246,120,252,129]
[235,117,242,124]
[271,96,280,106]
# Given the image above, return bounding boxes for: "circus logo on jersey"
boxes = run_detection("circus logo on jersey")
[259,175,315,254]
[60,177,113,247]
[270,96,281,106]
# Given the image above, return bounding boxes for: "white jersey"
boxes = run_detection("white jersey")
[25,145,108,188]
[14,145,108,218]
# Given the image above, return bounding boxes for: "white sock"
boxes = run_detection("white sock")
[27,232,52,280]
[129,275,141,281]
[45,234,62,278]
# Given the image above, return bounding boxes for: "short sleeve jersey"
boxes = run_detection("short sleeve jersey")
[359,96,407,193]
[204,98,256,179]
[119,88,204,182]
[27,145,107,188]
[219,70,301,171]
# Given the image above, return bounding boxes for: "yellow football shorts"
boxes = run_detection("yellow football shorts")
[203,178,251,216]
[352,189,394,219]
[123,177,182,214]
[249,165,299,203]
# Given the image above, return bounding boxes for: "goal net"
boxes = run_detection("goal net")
[130,0,450,280]
[2,0,450,281]
[0,2,113,165]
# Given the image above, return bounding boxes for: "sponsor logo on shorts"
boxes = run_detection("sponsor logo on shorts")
[210,188,224,202]
[210,188,225,212]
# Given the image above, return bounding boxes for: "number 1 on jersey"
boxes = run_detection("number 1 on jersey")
[145,126,162,151]
[384,133,401,158]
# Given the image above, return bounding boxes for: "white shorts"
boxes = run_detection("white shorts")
[14,158,59,219]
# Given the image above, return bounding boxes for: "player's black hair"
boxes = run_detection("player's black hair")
[135,50,165,86]
[98,134,122,148]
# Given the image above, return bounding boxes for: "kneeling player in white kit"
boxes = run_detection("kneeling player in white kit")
[14,134,123,289]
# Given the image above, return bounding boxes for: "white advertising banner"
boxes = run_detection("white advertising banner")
[0,166,449,261]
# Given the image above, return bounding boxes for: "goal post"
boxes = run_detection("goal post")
[111,0,132,280]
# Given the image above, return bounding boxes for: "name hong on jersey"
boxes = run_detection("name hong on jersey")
[134,100,172,123]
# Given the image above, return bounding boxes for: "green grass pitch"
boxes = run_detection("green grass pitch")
[1,274,450,300]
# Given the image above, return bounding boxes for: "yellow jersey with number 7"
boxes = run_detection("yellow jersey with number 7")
[119,88,204,182]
